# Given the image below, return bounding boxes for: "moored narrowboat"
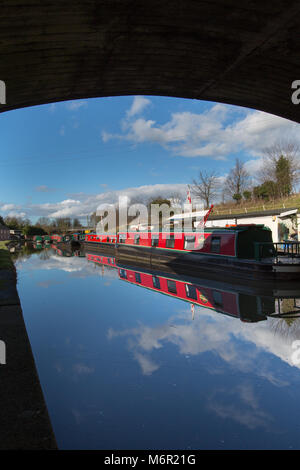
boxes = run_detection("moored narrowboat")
[84,233,117,254]
[116,225,300,282]
[51,234,64,243]
[72,232,86,242]
[50,234,73,243]
[85,233,117,245]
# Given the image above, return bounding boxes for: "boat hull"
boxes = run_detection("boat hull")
[115,244,300,282]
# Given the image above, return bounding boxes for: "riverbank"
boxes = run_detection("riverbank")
[0,241,57,449]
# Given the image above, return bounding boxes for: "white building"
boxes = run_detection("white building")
[206,207,299,243]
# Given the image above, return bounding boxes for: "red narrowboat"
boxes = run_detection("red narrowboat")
[85,233,117,245]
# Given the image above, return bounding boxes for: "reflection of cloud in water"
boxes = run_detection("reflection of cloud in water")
[108,306,300,383]
[208,383,275,431]
[73,362,94,375]
[16,253,119,280]
[108,308,300,432]
[133,351,160,376]
[37,279,65,288]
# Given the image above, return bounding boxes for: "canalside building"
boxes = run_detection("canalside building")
[0,223,10,241]
[206,207,299,243]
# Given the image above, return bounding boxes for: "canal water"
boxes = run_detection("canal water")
[13,244,300,449]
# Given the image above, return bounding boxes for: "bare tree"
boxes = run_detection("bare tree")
[191,170,220,208]
[224,158,250,201]
[260,140,300,195]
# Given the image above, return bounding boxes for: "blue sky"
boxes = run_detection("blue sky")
[0,95,299,223]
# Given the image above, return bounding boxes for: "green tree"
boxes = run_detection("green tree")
[243,190,252,201]
[275,155,292,197]
[253,180,277,200]
[233,193,242,204]
[147,197,171,208]
[22,225,46,237]
[260,141,299,196]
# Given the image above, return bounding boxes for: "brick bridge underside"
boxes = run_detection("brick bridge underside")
[0,0,299,122]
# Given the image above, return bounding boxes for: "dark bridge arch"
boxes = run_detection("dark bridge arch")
[0,1,299,122]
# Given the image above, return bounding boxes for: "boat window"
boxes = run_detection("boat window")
[118,234,126,243]
[152,276,160,289]
[135,272,141,283]
[184,235,196,250]
[211,236,221,253]
[119,269,127,279]
[151,235,159,247]
[166,236,175,248]
[107,237,110,242]
[212,290,223,307]
[185,284,197,300]
[134,234,140,245]
[167,279,177,294]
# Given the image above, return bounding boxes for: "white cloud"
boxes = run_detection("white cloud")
[0,203,18,211]
[65,100,88,111]
[25,183,190,220]
[0,204,27,218]
[102,101,300,160]
[7,211,26,218]
[126,96,151,119]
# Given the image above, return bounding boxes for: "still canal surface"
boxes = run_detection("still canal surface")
[13,244,300,449]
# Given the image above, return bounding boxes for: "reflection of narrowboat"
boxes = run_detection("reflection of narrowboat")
[51,244,73,257]
[117,266,273,323]
[33,242,43,250]
[84,246,300,320]
[85,252,117,268]
[33,235,43,243]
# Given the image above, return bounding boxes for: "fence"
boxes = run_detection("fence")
[213,199,299,216]
[254,241,300,262]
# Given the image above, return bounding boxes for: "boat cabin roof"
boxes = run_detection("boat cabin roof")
[121,224,270,234]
